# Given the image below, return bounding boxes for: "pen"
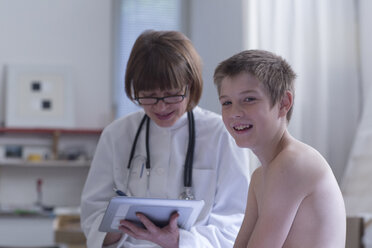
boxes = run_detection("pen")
[140,163,144,178]
[113,188,127,196]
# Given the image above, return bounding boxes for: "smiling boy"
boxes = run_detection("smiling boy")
[213,50,346,248]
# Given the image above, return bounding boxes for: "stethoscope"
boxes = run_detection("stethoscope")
[125,111,195,200]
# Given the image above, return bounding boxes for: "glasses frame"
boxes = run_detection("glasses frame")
[135,85,188,105]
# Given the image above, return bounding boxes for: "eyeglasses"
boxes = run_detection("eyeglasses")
[135,86,188,105]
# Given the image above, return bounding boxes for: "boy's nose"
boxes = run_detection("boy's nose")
[231,104,244,118]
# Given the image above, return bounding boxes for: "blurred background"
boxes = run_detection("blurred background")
[0,0,371,247]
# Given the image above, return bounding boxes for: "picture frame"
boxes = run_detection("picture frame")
[5,65,75,128]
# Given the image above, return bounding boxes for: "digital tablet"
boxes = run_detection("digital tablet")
[99,197,205,232]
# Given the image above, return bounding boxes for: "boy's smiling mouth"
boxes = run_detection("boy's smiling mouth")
[233,124,253,131]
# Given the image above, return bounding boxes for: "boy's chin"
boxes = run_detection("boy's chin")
[234,139,250,148]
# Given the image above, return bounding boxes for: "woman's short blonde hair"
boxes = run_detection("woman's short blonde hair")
[125,30,203,111]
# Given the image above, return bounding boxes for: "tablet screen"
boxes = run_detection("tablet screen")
[99,197,204,232]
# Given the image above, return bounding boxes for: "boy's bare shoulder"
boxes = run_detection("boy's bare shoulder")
[250,165,263,186]
[268,140,332,194]
[279,141,327,169]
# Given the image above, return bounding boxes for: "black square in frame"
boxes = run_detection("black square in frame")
[31,81,41,91]
[42,99,52,110]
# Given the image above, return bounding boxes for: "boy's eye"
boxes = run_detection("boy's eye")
[221,100,232,106]
[244,97,256,102]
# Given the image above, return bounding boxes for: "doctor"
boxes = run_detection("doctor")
[80,30,250,248]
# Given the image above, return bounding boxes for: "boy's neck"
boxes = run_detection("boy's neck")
[255,129,291,168]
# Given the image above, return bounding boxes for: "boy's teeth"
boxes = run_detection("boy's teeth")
[234,125,251,130]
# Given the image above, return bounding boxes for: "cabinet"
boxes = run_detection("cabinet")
[0,215,56,247]
[0,127,101,246]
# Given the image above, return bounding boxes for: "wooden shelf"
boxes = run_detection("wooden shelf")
[0,159,91,168]
[0,127,102,135]
[0,127,102,160]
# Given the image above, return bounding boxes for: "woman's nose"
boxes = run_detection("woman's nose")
[154,99,167,110]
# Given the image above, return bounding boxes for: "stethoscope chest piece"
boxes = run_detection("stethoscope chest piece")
[179,186,194,200]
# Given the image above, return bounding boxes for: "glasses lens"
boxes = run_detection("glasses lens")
[138,98,157,105]
[163,96,184,103]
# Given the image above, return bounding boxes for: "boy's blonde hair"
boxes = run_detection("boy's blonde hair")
[214,49,296,121]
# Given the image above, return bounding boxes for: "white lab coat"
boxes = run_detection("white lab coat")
[81,106,250,248]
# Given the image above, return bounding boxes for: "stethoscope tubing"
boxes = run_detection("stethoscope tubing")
[184,111,195,187]
[127,114,149,169]
[126,111,195,190]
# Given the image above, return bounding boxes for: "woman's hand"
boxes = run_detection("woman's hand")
[103,232,123,246]
[119,212,180,248]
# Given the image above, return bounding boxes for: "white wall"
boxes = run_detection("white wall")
[0,0,113,129]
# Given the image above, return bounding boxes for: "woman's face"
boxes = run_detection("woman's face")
[137,86,189,127]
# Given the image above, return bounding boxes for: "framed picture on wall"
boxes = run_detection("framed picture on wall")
[5,65,75,128]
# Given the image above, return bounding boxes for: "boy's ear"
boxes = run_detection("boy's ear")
[279,91,293,117]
